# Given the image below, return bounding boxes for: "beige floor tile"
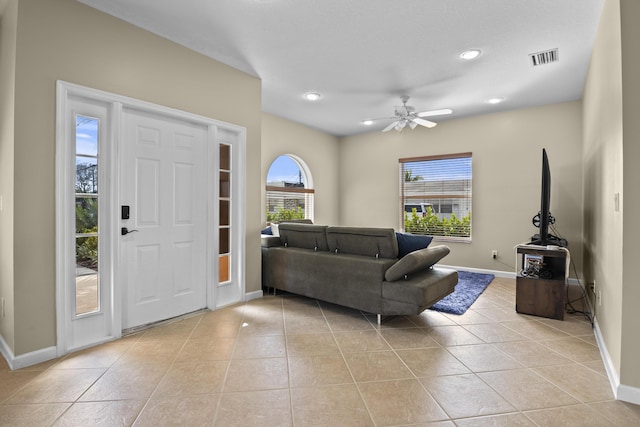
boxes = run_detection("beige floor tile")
[325,313,375,331]
[500,319,570,340]
[442,309,495,325]
[237,318,285,336]
[223,357,289,392]
[409,310,457,328]
[52,342,132,370]
[283,314,331,334]
[478,369,580,411]
[589,400,640,426]
[133,394,219,426]
[286,333,340,357]
[539,336,602,362]
[79,363,168,401]
[214,389,292,426]
[333,330,391,353]
[343,351,413,383]
[282,298,323,318]
[290,384,373,426]
[190,319,242,339]
[396,347,470,378]
[524,404,611,426]
[533,364,615,402]
[358,379,448,425]
[378,327,440,350]
[537,315,594,336]
[492,340,572,368]
[289,354,353,387]
[446,344,524,372]
[0,403,70,427]
[462,323,527,343]
[579,359,609,376]
[454,413,536,426]
[174,337,236,363]
[0,370,42,403]
[52,400,145,426]
[422,374,516,419]
[427,325,484,346]
[136,319,198,342]
[117,340,184,366]
[232,335,286,359]
[198,306,245,324]
[6,368,105,404]
[318,301,363,317]
[374,315,419,329]
[152,360,229,397]
[474,306,526,322]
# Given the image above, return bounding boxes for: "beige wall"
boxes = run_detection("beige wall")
[583,0,640,395]
[262,113,341,226]
[339,103,584,274]
[582,0,624,382]
[620,0,640,390]
[0,0,17,352]
[5,0,261,356]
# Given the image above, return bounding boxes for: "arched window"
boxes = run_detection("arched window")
[266,155,314,222]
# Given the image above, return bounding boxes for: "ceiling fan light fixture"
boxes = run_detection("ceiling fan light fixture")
[460,49,481,60]
[303,92,321,101]
[409,121,418,130]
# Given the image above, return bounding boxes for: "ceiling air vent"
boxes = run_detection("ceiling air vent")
[529,48,559,66]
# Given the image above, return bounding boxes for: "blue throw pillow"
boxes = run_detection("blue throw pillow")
[396,232,433,258]
[261,226,273,235]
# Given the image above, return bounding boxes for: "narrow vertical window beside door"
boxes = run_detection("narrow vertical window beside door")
[219,144,231,283]
[75,116,100,315]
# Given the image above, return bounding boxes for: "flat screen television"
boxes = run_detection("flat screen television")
[530,148,567,247]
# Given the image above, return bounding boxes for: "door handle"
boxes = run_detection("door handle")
[121,227,139,236]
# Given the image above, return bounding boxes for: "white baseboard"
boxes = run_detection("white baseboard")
[0,334,57,370]
[593,317,640,405]
[245,290,264,301]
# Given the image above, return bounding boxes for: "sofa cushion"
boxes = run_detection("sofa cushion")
[384,245,450,281]
[396,232,433,258]
[326,226,398,259]
[278,223,329,251]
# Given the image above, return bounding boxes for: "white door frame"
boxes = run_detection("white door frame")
[55,81,246,355]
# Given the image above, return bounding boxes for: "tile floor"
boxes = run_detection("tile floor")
[2,277,640,426]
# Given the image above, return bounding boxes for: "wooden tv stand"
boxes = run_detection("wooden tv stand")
[515,244,569,320]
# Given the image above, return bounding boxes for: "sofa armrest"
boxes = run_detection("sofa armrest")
[384,245,450,281]
[261,235,283,248]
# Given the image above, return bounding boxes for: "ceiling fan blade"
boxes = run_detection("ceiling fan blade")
[412,117,437,128]
[417,108,453,118]
[382,121,399,132]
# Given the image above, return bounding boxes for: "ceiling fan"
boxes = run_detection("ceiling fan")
[378,96,452,132]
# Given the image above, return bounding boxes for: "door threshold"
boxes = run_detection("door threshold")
[122,308,207,336]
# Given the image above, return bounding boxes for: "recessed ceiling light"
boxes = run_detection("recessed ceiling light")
[488,97,503,104]
[460,49,481,60]
[362,120,374,126]
[304,92,321,101]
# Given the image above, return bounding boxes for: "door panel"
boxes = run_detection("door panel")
[122,109,207,329]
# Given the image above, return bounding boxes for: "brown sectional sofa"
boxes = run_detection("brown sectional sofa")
[261,223,458,322]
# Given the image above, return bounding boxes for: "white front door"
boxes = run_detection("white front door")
[120,108,207,329]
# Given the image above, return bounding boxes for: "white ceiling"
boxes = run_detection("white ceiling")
[78,0,604,137]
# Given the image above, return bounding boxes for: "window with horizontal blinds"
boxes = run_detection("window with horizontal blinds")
[399,152,472,241]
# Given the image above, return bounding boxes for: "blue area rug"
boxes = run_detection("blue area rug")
[431,271,495,315]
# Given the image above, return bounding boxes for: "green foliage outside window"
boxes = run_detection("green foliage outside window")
[266,206,306,223]
[404,207,471,238]
[76,199,99,269]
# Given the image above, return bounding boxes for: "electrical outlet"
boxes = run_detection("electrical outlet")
[491,250,498,259]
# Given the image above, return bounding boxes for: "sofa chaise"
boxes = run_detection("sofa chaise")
[261,223,458,323]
